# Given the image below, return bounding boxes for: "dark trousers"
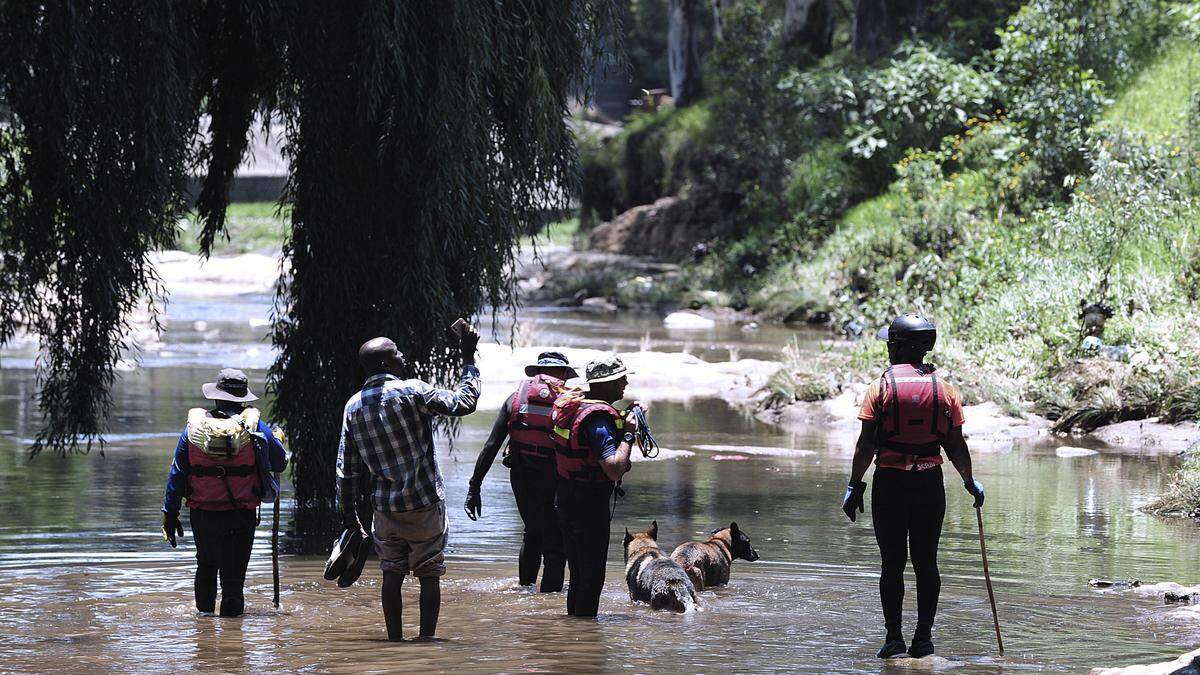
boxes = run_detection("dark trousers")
[872,466,946,641]
[510,458,566,591]
[555,478,613,617]
[190,508,257,617]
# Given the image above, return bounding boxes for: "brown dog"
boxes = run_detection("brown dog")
[623,520,699,613]
[670,522,760,591]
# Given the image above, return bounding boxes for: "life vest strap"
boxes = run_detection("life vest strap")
[511,441,555,459]
[877,450,944,472]
[191,464,257,477]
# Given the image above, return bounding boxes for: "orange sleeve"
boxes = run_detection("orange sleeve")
[943,381,966,427]
[858,380,881,421]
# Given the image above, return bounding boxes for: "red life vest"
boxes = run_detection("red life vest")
[873,364,951,472]
[185,407,263,510]
[550,390,623,483]
[507,374,567,465]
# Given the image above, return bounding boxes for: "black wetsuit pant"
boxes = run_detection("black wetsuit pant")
[190,508,257,617]
[556,478,614,617]
[872,466,946,642]
[510,458,566,591]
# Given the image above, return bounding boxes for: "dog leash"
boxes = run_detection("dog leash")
[630,406,658,458]
[608,406,655,522]
[610,480,624,522]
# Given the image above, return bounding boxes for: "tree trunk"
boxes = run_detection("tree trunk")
[782,0,834,57]
[668,0,702,106]
[710,0,734,41]
[853,0,923,58]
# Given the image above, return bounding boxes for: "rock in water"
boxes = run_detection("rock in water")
[663,312,715,330]
[1056,446,1099,457]
[1088,578,1142,589]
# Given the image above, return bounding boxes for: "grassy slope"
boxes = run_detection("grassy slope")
[1103,38,1199,142]
[757,36,1200,417]
[174,202,290,255]
[173,203,580,257]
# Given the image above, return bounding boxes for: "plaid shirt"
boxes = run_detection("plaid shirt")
[337,366,480,513]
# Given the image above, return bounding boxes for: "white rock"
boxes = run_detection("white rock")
[1056,446,1099,457]
[663,312,716,330]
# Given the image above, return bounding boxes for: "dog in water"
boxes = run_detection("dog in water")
[623,521,699,613]
[670,522,760,591]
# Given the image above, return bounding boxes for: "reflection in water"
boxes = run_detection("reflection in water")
[1,302,1199,671]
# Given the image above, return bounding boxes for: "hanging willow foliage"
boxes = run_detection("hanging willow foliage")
[1,0,618,545]
[0,2,202,454]
[262,1,619,544]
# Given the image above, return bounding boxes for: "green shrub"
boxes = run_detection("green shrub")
[578,104,716,228]
[782,140,864,250]
[994,0,1164,184]
[846,44,1000,169]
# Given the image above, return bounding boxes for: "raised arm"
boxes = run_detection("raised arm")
[416,364,481,417]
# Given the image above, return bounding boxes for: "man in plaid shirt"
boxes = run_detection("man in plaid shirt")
[337,323,481,641]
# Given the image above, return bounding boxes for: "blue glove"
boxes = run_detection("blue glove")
[965,478,985,508]
[842,481,866,522]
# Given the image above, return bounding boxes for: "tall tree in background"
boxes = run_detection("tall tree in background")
[669,0,704,105]
[711,0,735,41]
[0,0,617,546]
[783,0,835,58]
[854,0,924,58]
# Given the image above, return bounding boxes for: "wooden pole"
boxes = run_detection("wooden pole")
[272,474,281,610]
[975,506,1004,656]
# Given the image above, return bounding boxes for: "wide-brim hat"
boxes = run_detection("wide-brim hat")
[524,351,578,379]
[201,368,259,403]
[583,354,634,384]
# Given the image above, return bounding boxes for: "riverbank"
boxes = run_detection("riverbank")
[146,248,1200,459]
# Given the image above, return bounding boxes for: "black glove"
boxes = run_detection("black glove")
[459,323,480,361]
[842,481,866,522]
[965,478,985,508]
[161,512,184,548]
[464,483,482,521]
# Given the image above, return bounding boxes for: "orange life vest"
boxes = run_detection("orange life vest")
[185,408,262,510]
[874,364,951,472]
[507,374,567,465]
[550,390,623,483]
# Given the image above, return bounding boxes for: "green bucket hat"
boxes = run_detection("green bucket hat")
[584,354,634,384]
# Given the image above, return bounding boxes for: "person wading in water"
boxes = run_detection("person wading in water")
[550,355,641,618]
[161,368,288,617]
[337,326,480,641]
[841,314,985,659]
[464,351,577,592]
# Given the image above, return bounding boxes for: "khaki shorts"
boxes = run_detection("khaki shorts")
[372,501,449,577]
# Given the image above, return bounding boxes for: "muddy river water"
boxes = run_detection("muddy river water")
[1,291,1198,673]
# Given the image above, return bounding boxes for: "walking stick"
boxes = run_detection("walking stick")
[975,506,1004,656]
[272,473,281,610]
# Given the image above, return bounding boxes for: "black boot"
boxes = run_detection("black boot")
[877,638,908,658]
[908,636,935,658]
